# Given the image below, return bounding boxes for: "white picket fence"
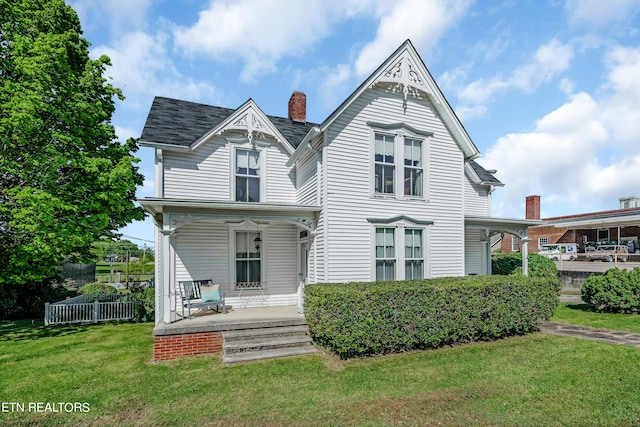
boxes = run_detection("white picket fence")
[44,295,136,326]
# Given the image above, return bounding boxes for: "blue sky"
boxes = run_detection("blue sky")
[70,0,640,247]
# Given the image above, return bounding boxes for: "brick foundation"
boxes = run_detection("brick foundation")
[153,332,223,361]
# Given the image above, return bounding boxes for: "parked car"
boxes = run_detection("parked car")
[586,245,629,262]
[538,243,577,261]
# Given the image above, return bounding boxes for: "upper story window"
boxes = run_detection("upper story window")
[236,149,260,202]
[370,123,430,200]
[404,138,422,197]
[374,133,395,194]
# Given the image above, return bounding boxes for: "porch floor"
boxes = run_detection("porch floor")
[153,305,306,336]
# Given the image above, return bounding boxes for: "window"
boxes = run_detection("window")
[538,237,549,249]
[374,133,395,194]
[235,231,261,289]
[375,228,395,280]
[512,236,520,252]
[235,149,260,202]
[405,229,423,279]
[404,139,423,196]
[597,229,609,243]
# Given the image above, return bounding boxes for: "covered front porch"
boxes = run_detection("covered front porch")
[140,198,320,325]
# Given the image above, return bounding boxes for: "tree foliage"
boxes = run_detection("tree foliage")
[0,0,145,286]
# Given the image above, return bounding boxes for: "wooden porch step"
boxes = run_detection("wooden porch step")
[222,325,316,364]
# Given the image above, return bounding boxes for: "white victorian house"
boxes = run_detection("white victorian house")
[140,40,537,325]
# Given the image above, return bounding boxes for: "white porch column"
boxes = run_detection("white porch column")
[160,221,173,324]
[521,237,531,276]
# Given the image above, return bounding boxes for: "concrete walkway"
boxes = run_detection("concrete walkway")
[541,322,640,348]
[548,295,640,347]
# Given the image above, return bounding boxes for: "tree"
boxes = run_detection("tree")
[0,0,145,286]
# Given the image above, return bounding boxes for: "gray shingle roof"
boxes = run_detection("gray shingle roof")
[469,160,502,186]
[139,96,318,148]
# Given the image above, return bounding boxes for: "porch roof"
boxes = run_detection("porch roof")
[139,198,321,231]
[465,216,542,239]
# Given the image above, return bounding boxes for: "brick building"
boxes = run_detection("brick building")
[501,195,640,254]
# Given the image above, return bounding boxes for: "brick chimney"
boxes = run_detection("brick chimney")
[525,195,541,220]
[288,91,306,123]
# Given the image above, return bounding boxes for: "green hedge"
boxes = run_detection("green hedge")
[582,268,640,313]
[492,253,558,280]
[304,275,560,359]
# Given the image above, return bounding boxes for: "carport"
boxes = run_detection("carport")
[545,209,640,254]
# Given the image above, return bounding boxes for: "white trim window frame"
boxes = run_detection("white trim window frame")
[228,223,268,291]
[403,138,423,198]
[375,227,396,281]
[370,219,431,281]
[404,228,424,280]
[230,144,267,203]
[373,133,395,196]
[512,236,520,252]
[538,237,549,249]
[369,122,431,201]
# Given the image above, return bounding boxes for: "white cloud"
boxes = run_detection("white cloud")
[173,0,347,82]
[354,0,472,77]
[91,31,220,110]
[459,39,574,104]
[600,46,640,148]
[72,0,152,35]
[566,0,640,29]
[484,44,640,219]
[483,92,610,217]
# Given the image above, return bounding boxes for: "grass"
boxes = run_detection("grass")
[1,309,639,426]
[553,302,640,333]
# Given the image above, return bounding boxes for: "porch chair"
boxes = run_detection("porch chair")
[177,279,226,319]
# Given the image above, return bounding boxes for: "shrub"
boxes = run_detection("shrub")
[129,287,155,322]
[79,282,118,296]
[78,283,119,302]
[304,275,560,359]
[0,278,75,320]
[581,268,640,313]
[492,253,558,280]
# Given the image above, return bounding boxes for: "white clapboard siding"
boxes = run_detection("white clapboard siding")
[174,220,230,292]
[164,134,296,204]
[264,223,298,296]
[296,149,318,205]
[173,220,298,300]
[464,177,490,216]
[323,87,466,281]
[164,138,229,200]
[464,229,484,275]
[265,145,296,203]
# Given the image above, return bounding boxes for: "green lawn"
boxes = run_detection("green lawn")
[553,302,640,333]
[1,307,639,426]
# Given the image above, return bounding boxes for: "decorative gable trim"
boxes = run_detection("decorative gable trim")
[319,39,479,161]
[191,99,296,155]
